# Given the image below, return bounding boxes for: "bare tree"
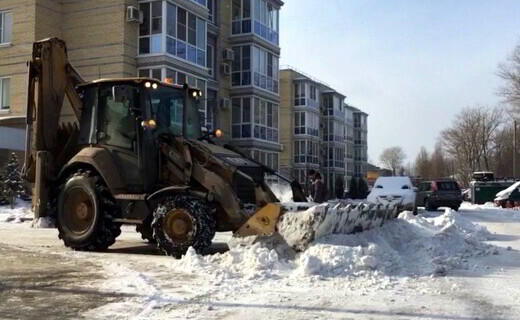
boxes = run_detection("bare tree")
[415,147,430,179]
[380,146,406,176]
[499,42,520,111]
[440,106,504,185]
[430,143,452,179]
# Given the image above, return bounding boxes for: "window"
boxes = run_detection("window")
[232,45,251,86]
[254,0,279,45]
[294,112,305,135]
[252,46,279,93]
[191,0,207,7]
[207,44,214,77]
[140,2,206,67]
[310,85,316,101]
[232,97,252,138]
[139,2,162,54]
[294,83,305,106]
[0,11,12,44]
[232,0,252,35]
[293,140,319,164]
[98,85,140,149]
[208,0,215,23]
[231,96,278,142]
[138,67,208,125]
[0,78,10,110]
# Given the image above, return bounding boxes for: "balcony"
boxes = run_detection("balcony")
[323,135,345,143]
[354,139,367,145]
[322,108,345,119]
[323,160,345,169]
[294,156,319,165]
[294,98,319,110]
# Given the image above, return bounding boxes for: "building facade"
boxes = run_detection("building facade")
[279,67,369,197]
[0,0,284,173]
[353,107,368,178]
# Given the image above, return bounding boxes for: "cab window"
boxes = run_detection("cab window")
[97,85,139,149]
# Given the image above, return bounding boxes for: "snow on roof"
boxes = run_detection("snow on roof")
[374,176,413,189]
[495,181,520,199]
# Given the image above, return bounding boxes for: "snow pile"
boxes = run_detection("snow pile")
[31,216,55,228]
[277,202,396,251]
[178,242,292,282]
[0,201,32,223]
[174,208,498,282]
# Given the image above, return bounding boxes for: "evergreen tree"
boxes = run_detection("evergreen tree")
[348,177,358,199]
[357,178,369,199]
[2,153,24,209]
[334,177,344,199]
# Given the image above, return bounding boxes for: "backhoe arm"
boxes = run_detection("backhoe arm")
[23,38,84,218]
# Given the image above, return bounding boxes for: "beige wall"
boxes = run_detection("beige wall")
[279,69,293,175]
[0,0,36,117]
[0,0,139,120]
[216,0,232,141]
[62,0,138,81]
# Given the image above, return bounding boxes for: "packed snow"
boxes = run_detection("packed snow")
[172,207,497,283]
[1,202,520,319]
[0,200,32,223]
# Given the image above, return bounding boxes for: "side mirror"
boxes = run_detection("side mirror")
[413,187,418,193]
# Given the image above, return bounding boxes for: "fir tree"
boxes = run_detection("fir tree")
[348,177,358,199]
[2,153,24,209]
[357,178,369,199]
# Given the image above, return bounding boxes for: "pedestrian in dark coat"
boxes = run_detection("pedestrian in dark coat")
[313,172,328,203]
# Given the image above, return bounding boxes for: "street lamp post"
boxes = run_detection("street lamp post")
[514,120,517,180]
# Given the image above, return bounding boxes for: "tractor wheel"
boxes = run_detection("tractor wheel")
[152,195,216,257]
[56,169,121,251]
[136,215,156,243]
[424,199,433,211]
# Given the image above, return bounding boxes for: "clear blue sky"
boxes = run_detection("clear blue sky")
[279,0,520,166]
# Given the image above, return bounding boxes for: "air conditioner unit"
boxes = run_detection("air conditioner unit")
[220,63,231,75]
[222,49,235,61]
[220,98,230,110]
[126,6,143,23]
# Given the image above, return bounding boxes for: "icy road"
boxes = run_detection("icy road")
[1,203,520,320]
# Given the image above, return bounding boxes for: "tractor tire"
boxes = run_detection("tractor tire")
[424,199,433,211]
[136,215,156,243]
[152,195,216,257]
[56,169,121,251]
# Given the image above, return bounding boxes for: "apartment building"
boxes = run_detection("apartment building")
[0,0,283,172]
[279,67,369,197]
[353,107,368,178]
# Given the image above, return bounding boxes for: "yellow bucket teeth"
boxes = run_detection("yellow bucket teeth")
[235,203,282,237]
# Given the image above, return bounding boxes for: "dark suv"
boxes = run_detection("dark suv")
[415,180,462,211]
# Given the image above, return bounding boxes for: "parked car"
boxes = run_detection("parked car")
[494,181,520,208]
[367,176,417,214]
[415,179,462,211]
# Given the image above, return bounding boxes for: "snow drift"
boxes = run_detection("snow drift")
[173,208,497,282]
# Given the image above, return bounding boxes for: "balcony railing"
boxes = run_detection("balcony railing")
[295,98,319,109]
[322,109,345,118]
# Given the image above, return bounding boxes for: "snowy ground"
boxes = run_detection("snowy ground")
[1,202,520,319]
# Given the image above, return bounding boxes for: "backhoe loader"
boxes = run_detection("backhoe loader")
[23,38,398,257]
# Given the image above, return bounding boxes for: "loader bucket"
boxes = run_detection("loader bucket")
[235,203,282,237]
[234,201,399,251]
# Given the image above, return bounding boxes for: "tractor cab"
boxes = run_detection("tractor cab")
[75,78,204,193]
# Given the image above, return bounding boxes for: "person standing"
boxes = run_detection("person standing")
[313,172,328,203]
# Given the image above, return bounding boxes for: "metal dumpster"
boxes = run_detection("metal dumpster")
[470,180,516,204]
